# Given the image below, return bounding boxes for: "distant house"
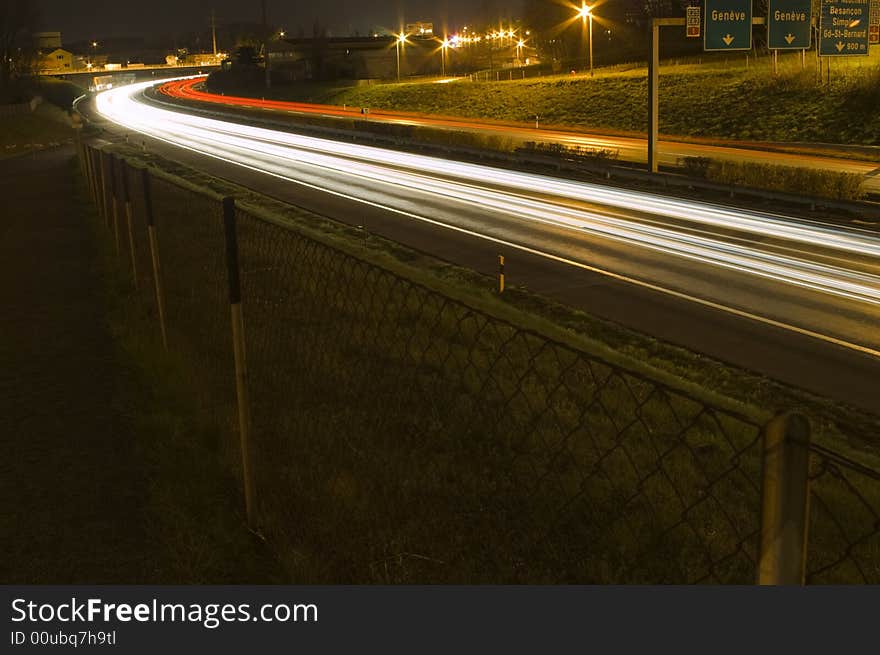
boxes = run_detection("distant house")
[40,48,73,72]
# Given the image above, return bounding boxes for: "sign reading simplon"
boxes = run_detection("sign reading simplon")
[704,0,753,51]
[820,0,871,55]
[768,0,813,49]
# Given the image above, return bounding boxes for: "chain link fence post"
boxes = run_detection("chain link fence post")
[141,168,169,351]
[757,412,812,585]
[121,160,138,287]
[223,196,257,527]
[99,150,110,227]
[110,154,121,255]
[85,146,98,206]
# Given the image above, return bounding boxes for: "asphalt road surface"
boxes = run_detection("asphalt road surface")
[86,79,880,413]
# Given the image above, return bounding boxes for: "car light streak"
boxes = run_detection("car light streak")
[96,79,880,313]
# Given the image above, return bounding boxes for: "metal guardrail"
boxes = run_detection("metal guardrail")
[76,138,880,585]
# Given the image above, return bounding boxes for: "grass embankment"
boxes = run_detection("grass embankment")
[96,141,880,584]
[209,50,880,146]
[0,102,75,158]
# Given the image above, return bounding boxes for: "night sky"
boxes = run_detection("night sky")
[36,0,521,43]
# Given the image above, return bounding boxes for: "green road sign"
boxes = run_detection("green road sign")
[705,0,753,51]
[768,0,813,49]
[820,0,871,55]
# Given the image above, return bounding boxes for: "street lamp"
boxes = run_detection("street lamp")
[440,39,447,77]
[516,39,525,65]
[577,3,594,77]
[396,33,407,82]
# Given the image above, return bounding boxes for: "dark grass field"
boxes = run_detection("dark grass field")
[0,149,284,583]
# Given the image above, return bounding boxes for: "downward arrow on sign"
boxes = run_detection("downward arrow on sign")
[836,41,846,52]
[723,34,735,45]
[785,33,796,44]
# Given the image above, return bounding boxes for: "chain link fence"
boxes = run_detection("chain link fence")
[77,141,880,584]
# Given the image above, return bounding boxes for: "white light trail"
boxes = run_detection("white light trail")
[96,79,880,308]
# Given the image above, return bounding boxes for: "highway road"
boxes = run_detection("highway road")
[160,77,880,194]
[90,78,880,413]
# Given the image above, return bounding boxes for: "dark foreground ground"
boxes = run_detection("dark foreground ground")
[0,148,282,583]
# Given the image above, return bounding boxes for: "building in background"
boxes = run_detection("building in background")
[34,32,62,50]
[405,22,435,38]
[39,48,73,72]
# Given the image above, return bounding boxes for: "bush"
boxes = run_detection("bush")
[521,141,619,163]
[705,160,866,201]
[679,156,712,179]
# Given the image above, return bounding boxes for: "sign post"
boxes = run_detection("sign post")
[704,0,753,50]
[687,6,701,37]
[819,0,871,55]
[870,0,879,44]
[768,0,813,49]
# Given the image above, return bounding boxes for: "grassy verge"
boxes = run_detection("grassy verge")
[208,49,880,147]
[0,102,75,158]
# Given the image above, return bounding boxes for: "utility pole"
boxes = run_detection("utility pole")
[211,9,217,57]
[261,0,271,89]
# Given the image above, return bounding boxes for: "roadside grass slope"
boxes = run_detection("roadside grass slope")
[210,50,880,145]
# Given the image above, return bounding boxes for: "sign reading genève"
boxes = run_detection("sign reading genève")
[820,0,871,55]
[704,0,753,51]
[768,0,813,49]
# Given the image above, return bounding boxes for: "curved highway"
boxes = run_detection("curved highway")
[160,76,880,193]
[91,78,880,412]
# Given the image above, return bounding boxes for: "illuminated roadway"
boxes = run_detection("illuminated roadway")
[160,77,880,194]
[91,78,880,412]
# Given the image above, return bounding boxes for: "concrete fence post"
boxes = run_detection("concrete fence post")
[757,412,812,585]
[222,196,257,527]
[140,168,168,351]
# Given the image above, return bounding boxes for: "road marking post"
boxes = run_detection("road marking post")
[222,196,257,527]
[757,412,812,585]
[140,168,168,351]
[499,254,506,294]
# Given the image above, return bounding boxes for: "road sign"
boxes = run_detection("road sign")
[768,0,813,49]
[820,0,871,55]
[870,0,879,44]
[687,6,701,37]
[704,0,753,51]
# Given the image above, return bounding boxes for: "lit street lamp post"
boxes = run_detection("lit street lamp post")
[396,33,406,82]
[577,3,594,77]
[441,38,449,77]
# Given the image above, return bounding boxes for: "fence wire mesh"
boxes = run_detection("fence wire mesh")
[83,145,880,584]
